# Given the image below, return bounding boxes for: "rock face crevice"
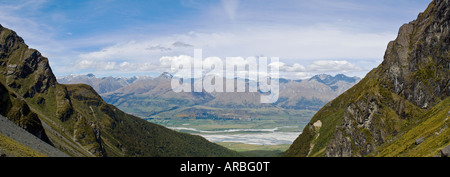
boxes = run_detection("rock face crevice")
[326,96,384,157]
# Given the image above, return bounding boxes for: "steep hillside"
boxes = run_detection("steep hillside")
[284,0,450,157]
[0,24,239,157]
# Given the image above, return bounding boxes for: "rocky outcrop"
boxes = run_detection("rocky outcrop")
[440,145,450,157]
[55,86,73,122]
[0,26,56,98]
[326,97,382,157]
[382,0,450,109]
[73,114,106,156]
[0,82,51,144]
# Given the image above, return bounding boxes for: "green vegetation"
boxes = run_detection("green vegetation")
[217,142,290,157]
[285,74,377,157]
[373,97,449,157]
[0,133,46,157]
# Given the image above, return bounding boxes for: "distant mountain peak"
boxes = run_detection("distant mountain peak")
[316,74,331,81]
[309,74,359,86]
[159,72,173,79]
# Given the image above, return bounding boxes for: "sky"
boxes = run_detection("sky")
[0,0,432,79]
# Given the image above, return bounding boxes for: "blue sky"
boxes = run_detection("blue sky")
[0,0,432,79]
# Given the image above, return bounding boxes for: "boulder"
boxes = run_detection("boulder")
[415,137,425,145]
[440,146,450,157]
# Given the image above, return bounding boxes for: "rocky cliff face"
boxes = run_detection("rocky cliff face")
[0,26,56,98]
[285,0,450,157]
[0,25,53,145]
[382,0,450,109]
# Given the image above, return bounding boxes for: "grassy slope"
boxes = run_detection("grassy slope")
[0,132,46,157]
[373,97,449,157]
[283,71,376,157]
[217,142,290,157]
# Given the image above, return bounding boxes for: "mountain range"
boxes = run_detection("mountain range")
[0,24,239,157]
[58,73,360,119]
[284,0,450,157]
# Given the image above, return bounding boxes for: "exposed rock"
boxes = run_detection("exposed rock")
[383,0,450,109]
[415,137,425,145]
[326,131,353,157]
[73,114,106,157]
[312,120,322,129]
[326,96,383,157]
[0,26,56,98]
[440,146,450,157]
[55,86,73,122]
[0,82,51,144]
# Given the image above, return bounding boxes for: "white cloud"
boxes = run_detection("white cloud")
[307,60,363,73]
[269,62,306,72]
[76,60,116,71]
[221,0,240,21]
[76,51,364,80]
[75,59,158,72]
[79,41,149,61]
[76,24,394,66]
[160,55,193,73]
[294,72,317,80]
